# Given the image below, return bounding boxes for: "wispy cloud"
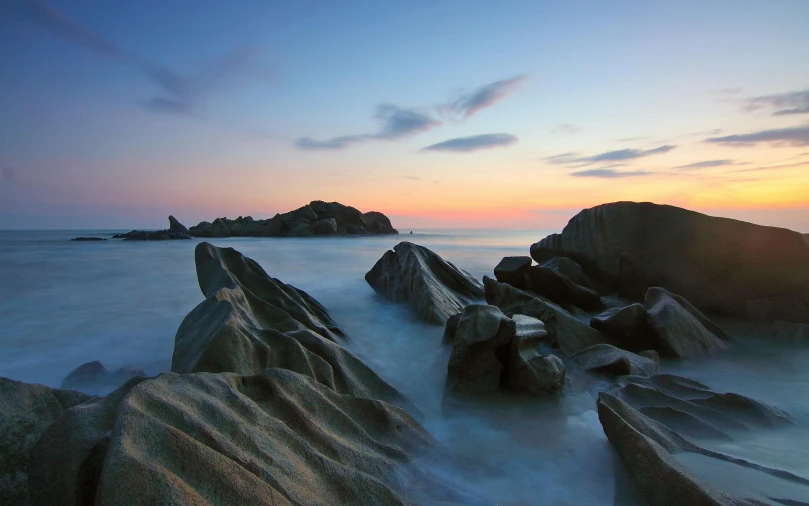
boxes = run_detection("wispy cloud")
[422,133,517,153]
[745,89,809,116]
[545,145,676,167]
[18,0,271,116]
[552,124,581,135]
[295,105,441,150]
[733,161,809,173]
[570,169,654,178]
[674,159,735,170]
[704,125,809,147]
[443,75,527,120]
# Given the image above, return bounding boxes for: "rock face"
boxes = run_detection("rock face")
[60,361,146,395]
[483,276,610,354]
[644,288,729,358]
[173,242,409,405]
[530,202,809,322]
[113,216,191,240]
[168,215,188,233]
[590,303,657,352]
[188,201,398,238]
[527,263,601,310]
[493,256,532,289]
[571,344,658,377]
[365,242,485,324]
[446,305,515,393]
[445,305,565,395]
[0,378,92,505]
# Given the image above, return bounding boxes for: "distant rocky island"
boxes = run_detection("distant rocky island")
[92,201,398,241]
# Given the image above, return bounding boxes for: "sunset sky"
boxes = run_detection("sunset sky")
[1,0,808,230]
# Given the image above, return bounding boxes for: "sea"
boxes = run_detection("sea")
[2,228,808,504]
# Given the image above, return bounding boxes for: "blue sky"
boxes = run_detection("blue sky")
[1,0,808,230]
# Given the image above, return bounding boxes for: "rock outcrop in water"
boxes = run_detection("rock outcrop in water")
[60,361,146,394]
[570,344,659,377]
[366,242,485,324]
[530,201,809,323]
[112,216,191,240]
[187,201,398,237]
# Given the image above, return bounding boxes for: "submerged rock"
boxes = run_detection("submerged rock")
[365,242,484,324]
[570,344,659,377]
[530,201,809,322]
[60,361,146,394]
[483,276,610,354]
[0,378,92,505]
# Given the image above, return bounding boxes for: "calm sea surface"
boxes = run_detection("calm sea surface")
[2,229,808,504]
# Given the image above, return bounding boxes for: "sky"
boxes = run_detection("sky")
[1,0,808,231]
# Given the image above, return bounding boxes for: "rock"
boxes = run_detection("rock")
[639,406,731,440]
[442,312,462,345]
[286,223,313,237]
[646,287,733,342]
[755,320,809,343]
[361,211,398,234]
[493,256,532,289]
[29,377,147,506]
[365,242,484,324]
[311,218,337,235]
[446,305,515,393]
[644,289,729,358]
[93,370,483,506]
[508,320,564,395]
[211,217,230,237]
[570,344,659,377]
[188,220,212,236]
[689,393,792,428]
[168,215,188,233]
[70,237,107,241]
[483,276,610,354]
[747,296,809,323]
[530,202,809,322]
[619,373,715,399]
[0,377,92,505]
[527,264,601,310]
[281,204,318,224]
[173,242,410,407]
[590,303,657,352]
[60,361,147,395]
[537,256,595,290]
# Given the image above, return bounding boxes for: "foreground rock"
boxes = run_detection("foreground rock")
[530,202,809,322]
[445,305,564,395]
[493,256,532,289]
[60,361,146,394]
[483,276,610,354]
[0,378,92,505]
[644,288,729,358]
[366,242,485,324]
[590,303,657,352]
[570,344,659,377]
[188,201,398,238]
[528,259,601,310]
[112,216,191,240]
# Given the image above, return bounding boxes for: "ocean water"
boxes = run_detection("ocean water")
[1,229,808,504]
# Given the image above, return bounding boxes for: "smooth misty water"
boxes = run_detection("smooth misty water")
[2,229,808,504]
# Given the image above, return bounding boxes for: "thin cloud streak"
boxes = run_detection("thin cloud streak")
[444,75,527,120]
[422,133,517,153]
[746,89,809,116]
[570,169,654,178]
[704,125,809,147]
[675,159,734,170]
[546,145,676,167]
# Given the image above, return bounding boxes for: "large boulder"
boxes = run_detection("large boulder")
[570,344,658,377]
[537,256,596,290]
[530,202,809,322]
[173,242,409,407]
[286,223,313,237]
[527,264,601,310]
[483,276,610,354]
[446,305,515,393]
[361,211,399,234]
[0,378,92,505]
[493,256,532,290]
[590,303,657,352]
[508,318,564,395]
[60,361,146,395]
[644,288,729,358]
[310,218,337,235]
[646,287,733,342]
[365,242,484,324]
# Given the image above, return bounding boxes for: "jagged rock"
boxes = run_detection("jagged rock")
[590,303,657,352]
[188,220,212,236]
[527,264,601,310]
[60,361,146,395]
[93,370,484,506]
[570,344,659,377]
[646,287,733,342]
[168,215,188,233]
[365,242,484,324]
[644,288,729,358]
[493,256,532,290]
[0,378,92,505]
[311,218,337,235]
[211,217,230,237]
[508,318,564,395]
[173,242,410,407]
[446,305,515,393]
[483,276,610,354]
[29,377,147,506]
[530,202,809,322]
[442,312,462,345]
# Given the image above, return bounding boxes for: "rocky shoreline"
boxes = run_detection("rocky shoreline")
[8,200,809,504]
